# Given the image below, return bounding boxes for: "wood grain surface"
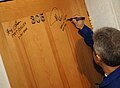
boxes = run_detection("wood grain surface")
[0,0,102,88]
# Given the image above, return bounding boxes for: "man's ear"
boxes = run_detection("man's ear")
[95,54,102,64]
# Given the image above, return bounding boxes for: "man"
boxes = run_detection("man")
[70,17,120,88]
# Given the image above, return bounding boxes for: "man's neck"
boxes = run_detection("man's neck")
[102,65,120,76]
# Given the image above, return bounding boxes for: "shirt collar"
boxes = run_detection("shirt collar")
[104,74,107,77]
[100,66,120,87]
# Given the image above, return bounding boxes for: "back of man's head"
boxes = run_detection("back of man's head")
[93,27,120,67]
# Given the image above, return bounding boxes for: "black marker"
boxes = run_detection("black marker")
[67,17,85,21]
[0,0,12,2]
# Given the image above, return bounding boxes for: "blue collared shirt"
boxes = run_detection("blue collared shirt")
[78,25,120,88]
[100,66,120,88]
[78,25,93,49]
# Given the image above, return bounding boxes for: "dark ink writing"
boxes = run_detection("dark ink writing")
[50,7,67,31]
[6,20,28,39]
[18,28,28,39]
[30,13,45,24]
[6,29,13,36]
[13,21,21,30]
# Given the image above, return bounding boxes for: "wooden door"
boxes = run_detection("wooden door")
[0,0,102,88]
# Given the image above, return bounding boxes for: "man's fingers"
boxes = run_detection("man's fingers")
[72,19,77,22]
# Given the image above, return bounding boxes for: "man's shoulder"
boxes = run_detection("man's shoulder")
[111,76,120,86]
[100,76,120,88]
[100,67,120,88]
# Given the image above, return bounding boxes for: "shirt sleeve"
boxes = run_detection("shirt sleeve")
[78,25,93,49]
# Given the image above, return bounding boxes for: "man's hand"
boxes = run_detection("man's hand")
[70,16,85,30]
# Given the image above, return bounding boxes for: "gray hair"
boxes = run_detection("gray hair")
[93,27,120,66]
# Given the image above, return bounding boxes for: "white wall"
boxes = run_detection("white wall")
[0,55,11,88]
[111,0,120,29]
[85,0,120,30]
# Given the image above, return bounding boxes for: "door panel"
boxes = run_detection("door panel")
[0,0,102,88]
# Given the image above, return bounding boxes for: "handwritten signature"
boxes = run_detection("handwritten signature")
[50,7,67,31]
[6,20,28,39]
